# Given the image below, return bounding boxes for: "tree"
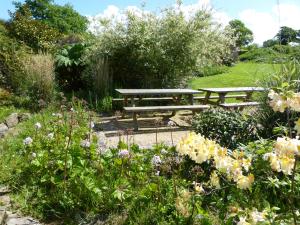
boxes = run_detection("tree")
[11,0,88,34]
[228,19,253,47]
[276,26,298,45]
[8,5,61,51]
[263,39,279,48]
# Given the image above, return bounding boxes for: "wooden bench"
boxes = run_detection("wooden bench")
[219,102,260,109]
[124,105,210,130]
[194,94,247,101]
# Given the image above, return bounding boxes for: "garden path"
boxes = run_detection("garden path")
[96,111,193,148]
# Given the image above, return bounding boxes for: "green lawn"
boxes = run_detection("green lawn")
[189,62,279,89]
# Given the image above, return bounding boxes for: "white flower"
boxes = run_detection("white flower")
[90,121,95,129]
[151,155,162,166]
[155,171,160,176]
[35,122,42,129]
[47,133,54,140]
[32,152,37,158]
[237,216,250,225]
[80,140,91,148]
[161,149,168,154]
[250,209,266,223]
[118,149,130,158]
[23,137,33,146]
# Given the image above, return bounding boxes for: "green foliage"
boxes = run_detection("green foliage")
[228,19,253,47]
[8,5,61,51]
[263,39,280,48]
[55,43,89,90]
[276,26,299,45]
[85,6,234,95]
[192,108,259,148]
[12,0,88,34]
[255,60,300,138]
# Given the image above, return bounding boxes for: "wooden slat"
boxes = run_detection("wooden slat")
[124,105,209,112]
[219,102,260,108]
[112,97,182,102]
[198,87,265,93]
[194,94,247,100]
[115,89,202,95]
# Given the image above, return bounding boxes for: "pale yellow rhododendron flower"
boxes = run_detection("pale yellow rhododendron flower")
[210,171,221,189]
[288,92,300,112]
[177,133,254,190]
[264,137,299,175]
[268,90,288,112]
[236,174,254,190]
[295,118,300,135]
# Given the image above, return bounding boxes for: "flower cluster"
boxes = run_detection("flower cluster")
[235,208,267,225]
[263,137,299,175]
[268,90,300,112]
[176,132,254,190]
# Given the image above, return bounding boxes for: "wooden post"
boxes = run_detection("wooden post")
[203,91,211,104]
[133,112,138,131]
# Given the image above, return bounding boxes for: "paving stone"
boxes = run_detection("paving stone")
[0,186,10,195]
[5,113,19,128]
[0,207,6,225]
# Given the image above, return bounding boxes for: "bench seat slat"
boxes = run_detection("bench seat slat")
[124,105,209,112]
[219,102,260,108]
[194,94,247,100]
[112,97,179,102]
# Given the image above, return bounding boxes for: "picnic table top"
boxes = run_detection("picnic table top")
[115,89,202,96]
[198,87,265,93]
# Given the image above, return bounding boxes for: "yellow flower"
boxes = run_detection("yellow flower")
[279,156,295,175]
[295,118,300,135]
[289,93,300,112]
[210,171,221,189]
[236,174,254,190]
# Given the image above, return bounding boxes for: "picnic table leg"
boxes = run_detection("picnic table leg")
[245,92,253,102]
[188,94,194,105]
[203,92,211,104]
[130,96,135,107]
[217,93,226,104]
[133,112,138,131]
[122,96,128,118]
[171,94,182,116]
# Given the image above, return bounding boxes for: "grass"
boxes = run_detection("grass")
[189,62,279,89]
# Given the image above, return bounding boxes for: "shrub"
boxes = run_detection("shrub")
[192,108,259,148]
[254,60,300,138]
[85,5,234,97]
[21,54,55,105]
[55,43,89,91]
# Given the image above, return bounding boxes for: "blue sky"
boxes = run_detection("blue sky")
[1,0,300,44]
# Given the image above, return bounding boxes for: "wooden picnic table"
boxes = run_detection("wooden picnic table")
[198,87,265,105]
[115,89,202,106]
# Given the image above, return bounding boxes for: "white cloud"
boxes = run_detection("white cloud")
[239,3,300,45]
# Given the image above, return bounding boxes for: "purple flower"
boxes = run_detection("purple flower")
[118,149,130,158]
[151,155,162,166]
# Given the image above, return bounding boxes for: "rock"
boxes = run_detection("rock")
[0,207,6,225]
[5,113,19,128]
[0,195,10,206]
[0,123,9,138]
[0,186,10,195]
[18,113,31,122]
[5,213,42,225]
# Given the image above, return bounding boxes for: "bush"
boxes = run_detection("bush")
[254,60,300,138]
[21,54,55,105]
[55,43,90,91]
[85,6,234,97]
[192,108,259,148]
